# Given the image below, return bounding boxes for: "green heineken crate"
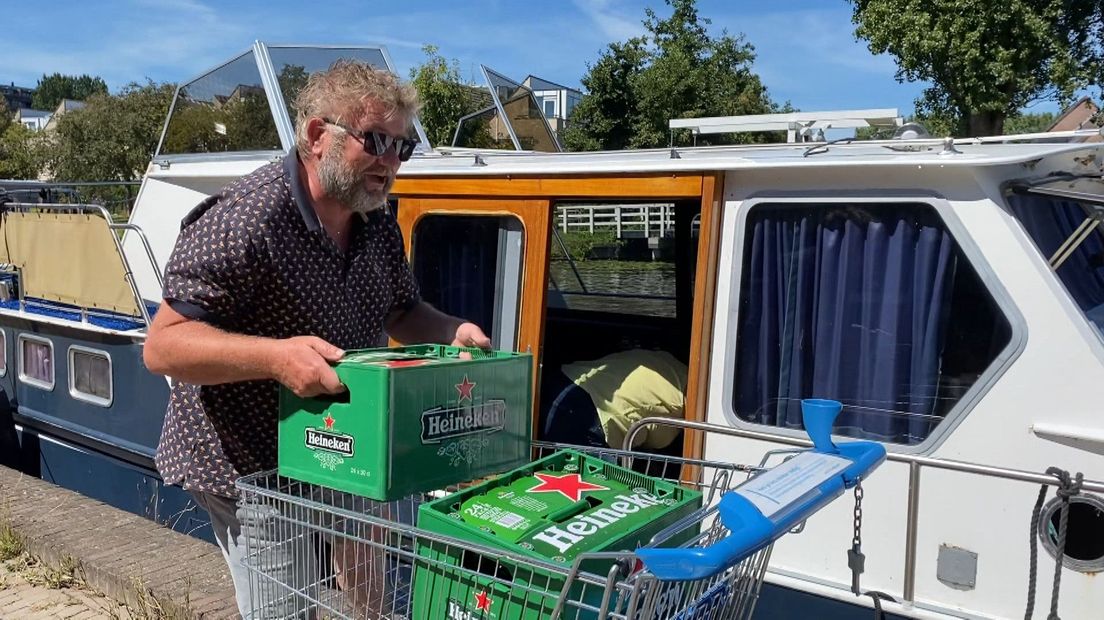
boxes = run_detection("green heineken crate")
[278,345,532,501]
[412,449,703,619]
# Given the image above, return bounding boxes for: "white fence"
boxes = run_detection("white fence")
[557,204,676,237]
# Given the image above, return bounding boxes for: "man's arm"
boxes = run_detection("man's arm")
[384,301,491,348]
[143,302,345,397]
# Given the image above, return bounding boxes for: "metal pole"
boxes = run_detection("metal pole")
[902,462,921,604]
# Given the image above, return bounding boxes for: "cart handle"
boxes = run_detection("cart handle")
[635,439,885,581]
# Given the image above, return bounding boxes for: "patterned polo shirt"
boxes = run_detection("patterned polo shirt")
[153,152,420,497]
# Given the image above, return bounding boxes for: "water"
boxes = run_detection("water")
[548,260,677,317]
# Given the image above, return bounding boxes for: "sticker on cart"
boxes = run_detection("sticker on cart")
[735,452,851,518]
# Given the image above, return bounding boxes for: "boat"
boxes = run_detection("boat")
[3,41,1103,618]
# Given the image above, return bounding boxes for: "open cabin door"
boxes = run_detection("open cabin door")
[393,174,722,456]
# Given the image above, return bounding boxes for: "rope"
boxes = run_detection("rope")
[1024,467,1084,620]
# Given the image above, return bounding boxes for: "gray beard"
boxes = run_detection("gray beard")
[317,144,389,214]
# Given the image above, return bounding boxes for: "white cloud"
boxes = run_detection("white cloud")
[570,0,645,42]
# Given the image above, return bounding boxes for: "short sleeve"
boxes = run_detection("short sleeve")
[383,213,421,314]
[162,197,261,326]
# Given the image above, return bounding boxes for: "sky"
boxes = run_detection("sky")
[0,0,1076,118]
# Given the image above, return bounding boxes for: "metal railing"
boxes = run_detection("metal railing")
[623,417,1104,607]
[3,202,161,329]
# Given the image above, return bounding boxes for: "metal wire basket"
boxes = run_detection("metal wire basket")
[236,441,772,620]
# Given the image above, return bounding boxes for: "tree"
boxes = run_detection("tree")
[1004,111,1058,135]
[31,73,108,110]
[409,45,483,147]
[46,81,175,181]
[0,123,44,179]
[0,99,11,135]
[563,0,780,151]
[850,0,1104,137]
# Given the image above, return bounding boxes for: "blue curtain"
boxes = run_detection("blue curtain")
[1006,194,1104,312]
[413,217,498,332]
[735,205,956,444]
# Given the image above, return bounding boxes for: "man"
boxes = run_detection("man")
[143,60,489,617]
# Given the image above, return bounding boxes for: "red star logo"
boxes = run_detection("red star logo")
[455,375,476,402]
[323,414,335,430]
[474,590,492,612]
[528,472,609,502]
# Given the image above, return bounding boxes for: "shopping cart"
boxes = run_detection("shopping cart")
[237,403,884,620]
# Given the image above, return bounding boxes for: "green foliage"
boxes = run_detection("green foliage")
[563,0,780,151]
[410,45,484,147]
[0,123,45,179]
[0,99,11,135]
[850,0,1104,137]
[277,63,310,122]
[1003,111,1058,135]
[551,231,624,260]
[31,73,108,111]
[47,81,175,181]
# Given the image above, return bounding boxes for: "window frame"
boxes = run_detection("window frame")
[18,334,55,391]
[716,194,1027,454]
[68,345,113,408]
[410,213,526,352]
[0,330,7,378]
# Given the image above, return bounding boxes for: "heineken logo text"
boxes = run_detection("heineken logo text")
[532,492,663,554]
[421,400,506,444]
[304,429,355,457]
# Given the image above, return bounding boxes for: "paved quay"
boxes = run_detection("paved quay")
[0,555,135,619]
[0,465,237,618]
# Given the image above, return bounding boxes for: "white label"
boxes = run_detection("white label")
[495,513,526,529]
[735,452,850,518]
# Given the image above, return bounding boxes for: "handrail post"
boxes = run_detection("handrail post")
[903,461,921,605]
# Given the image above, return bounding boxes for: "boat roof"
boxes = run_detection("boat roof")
[401,139,1104,176]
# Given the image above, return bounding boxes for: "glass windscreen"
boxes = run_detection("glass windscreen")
[268,47,387,121]
[160,51,281,155]
[483,66,560,152]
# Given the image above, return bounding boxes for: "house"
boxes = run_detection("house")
[41,99,87,132]
[0,83,34,112]
[1047,96,1101,141]
[13,108,51,131]
[522,76,582,134]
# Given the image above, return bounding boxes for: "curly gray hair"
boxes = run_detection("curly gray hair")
[293,59,420,156]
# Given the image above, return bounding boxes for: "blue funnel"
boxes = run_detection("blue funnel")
[802,399,841,453]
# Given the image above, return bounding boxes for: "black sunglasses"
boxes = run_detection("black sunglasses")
[322,118,418,162]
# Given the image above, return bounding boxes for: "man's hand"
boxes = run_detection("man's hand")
[451,322,491,350]
[270,336,346,398]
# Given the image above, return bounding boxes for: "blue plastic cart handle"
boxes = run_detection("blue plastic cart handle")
[636,400,886,581]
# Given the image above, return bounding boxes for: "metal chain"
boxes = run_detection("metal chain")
[853,481,864,548]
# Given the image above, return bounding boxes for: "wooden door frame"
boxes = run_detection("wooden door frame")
[393,171,723,459]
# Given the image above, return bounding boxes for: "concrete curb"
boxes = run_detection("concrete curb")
[0,465,237,618]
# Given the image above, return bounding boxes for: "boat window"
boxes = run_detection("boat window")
[1004,192,1104,336]
[69,346,112,407]
[548,202,693,319]
[160,51,282,156]
[411,215,524,351]
[18,335,53,391]
[266,47,389,126]
[732,202,1011,445]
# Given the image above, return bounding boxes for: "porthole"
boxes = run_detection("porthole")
[1037,493,1104,573]
[18,334,54,390]
[68,346,113,407]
